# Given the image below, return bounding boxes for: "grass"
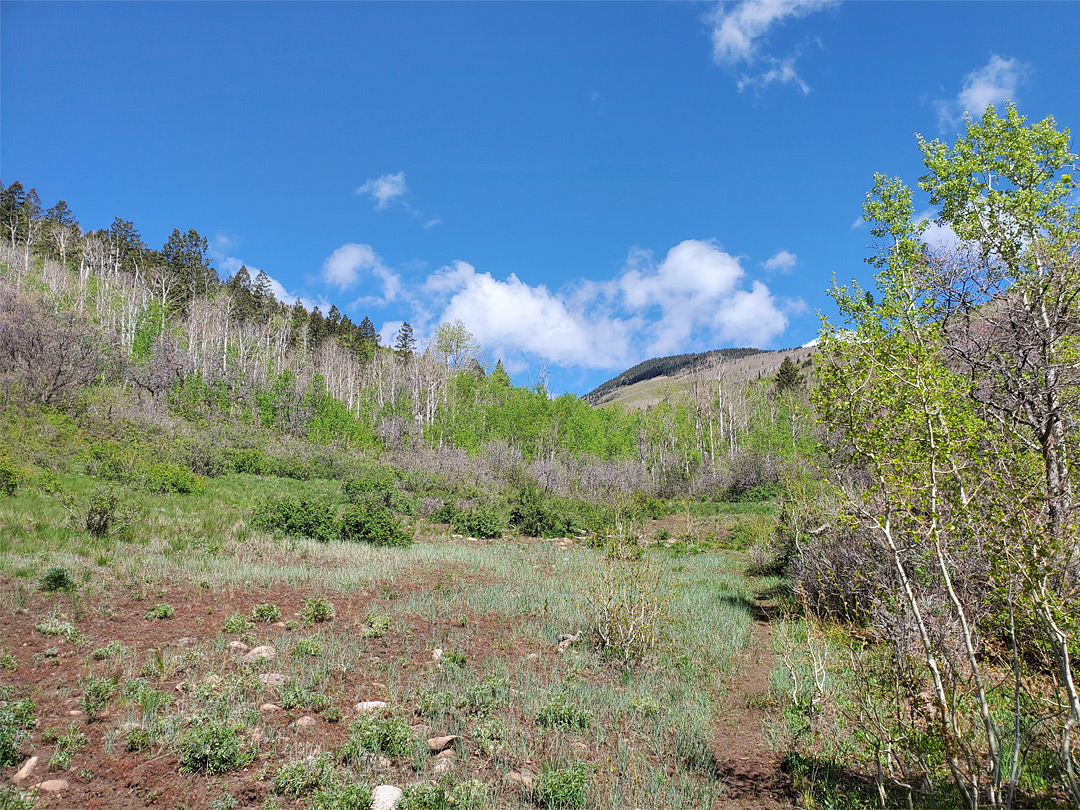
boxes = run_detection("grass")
[0,469,764,808]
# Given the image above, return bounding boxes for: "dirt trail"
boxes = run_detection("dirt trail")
[711,586,797,809]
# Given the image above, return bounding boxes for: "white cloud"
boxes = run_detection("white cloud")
[915,209,959,247]
[763,249,798,273]
[935,55,1030,129]
[707,0,834,93]
[321,242,401,305]
[356,171,408,209]
[423,217,441,230]
[210,233,306,306]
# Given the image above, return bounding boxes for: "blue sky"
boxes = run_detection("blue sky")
[3,1,1078,394]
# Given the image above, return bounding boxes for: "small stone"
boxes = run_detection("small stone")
[527,653,539,660]
[272,622,287,629]
[503,770,534,791]
[260,703,281,713]
[355,701,388,713]
[12,755,38,786]
[35,779,69,792]
[371,682,387,690]
[66,709,83,716]
[371,785,403,810]
[426,734,458,753]
[228,640,250,653]
[241,645,275,664]
[295,715,317,728]
[378,756,392,769]
[433,757,453,775]
[431,648,443,661]
[175,637,196,647]
[258,673,288,688]
[251,729,264,744]
[436,749,454,760]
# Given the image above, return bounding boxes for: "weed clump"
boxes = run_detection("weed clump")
[222,611,253,634]
[0,696,35,766]
[176,717,255,774]
[533,762,591,809]
[142,463,207,495]
[59,484,138,538]
[341,713,416,762]
[583,545,672,664]
[536,695,590,731]
[0,458,20,497]
[39,566,77,593]
[339,502,412,547]
[452,504,503,539]
[251,602,281,623]
[79,674,117,718]
[252,495,338,542]
[301,595,335,624]
[144,604,174,620]
[271,751,338,797]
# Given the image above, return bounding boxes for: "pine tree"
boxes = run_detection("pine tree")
[773,355,802,393]
[394,321,416,361]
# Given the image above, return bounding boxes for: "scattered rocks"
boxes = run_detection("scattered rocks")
[251,729,264,744]
[355,700,388,713]
[228,640,250,653]
[371,784,402,810]
[33,779,69,793]
[504,769,534,790]
[258,673,288,688]
[259,703,281,713]
[294,715,317,728]
[426,734,458,753]
[241,645,275,664]
[12,755,38,786]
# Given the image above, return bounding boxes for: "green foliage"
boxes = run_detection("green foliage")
[39,566,77,593]
[0,698,35,766]
[90,640,128,661]
[252,495,339,542]
[509,484,576,538]
[533,762,592,809]
[358,613,392,639]
[310,781,373,810]
[82,484,138,538]
[46,723,88,770]
[583,551,672,663]
[290,637,324,659]
[79,675,117,718]
[300,595,335,624]
[341,714,416,762]
[398,784,448,810]
[536,695,590,730]
[223,612,253,634]
[0,786,35,810]
[343,468,397,501]
[250,602,281,623]
[142,463,207,494]
[144,604,174,620]
[34,617,82,643]
[0,458,19,497]
[339,501,412,547]
[176,717,255,774]
[452,504,503,539]
[271,752,337,797]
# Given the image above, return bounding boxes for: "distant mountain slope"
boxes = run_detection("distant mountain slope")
[585,345,817,410]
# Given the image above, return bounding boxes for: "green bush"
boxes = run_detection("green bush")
[229,448,270,475]
[341,714,416,762]
[177,717,255,774]
[39,566,77,593]
[536,695,590,730]
[343,469,396,501]
[0,459,19,497]
[429,500,460,524]
[533,762,591,809]
[252,495,338,542]
[79,675,117,718]
[398,784,448,810]
[310,782,373,810]
[0,786,35,810]
[339,502,411,548]
[300,595,335,624]
[271,752,337,797]
[0,697,35,766]
[453,504,503,539]
[223,612,252,634]
[142,463,207,494]
[83,484,137,538]
[251,602,281,623]
[144,604,174,620]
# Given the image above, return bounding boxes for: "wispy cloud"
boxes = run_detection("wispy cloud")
[321,242,401,306]
[356,171,408,210]
[707,0,835,94]
[935,55,1031,130]
[763,249,798,273]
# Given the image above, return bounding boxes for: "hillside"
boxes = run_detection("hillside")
[585,345,817,410]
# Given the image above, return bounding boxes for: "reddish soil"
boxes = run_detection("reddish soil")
[710,590,797,809]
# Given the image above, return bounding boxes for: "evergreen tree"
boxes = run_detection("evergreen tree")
[773,355,803,393]
[491,359,511,387]
[226,266,259,321]
[252,269,275,307]
[394,321,416,361]
[162,228,217,304]
[308,306,327,352]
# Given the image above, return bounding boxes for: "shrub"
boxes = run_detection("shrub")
[290,637,324,659]
[45,723,87,770]
[0,699,34,766]
[81,484,137,538]
[252,496,338,542]
[177,717,255,773]
[222,612,252,634]
[310,782,373,810]
[452,505,503,539]
[279,681,332,712]
[229,448,270,475]
[79,675,117,718]
[341,714,416,762]
[358,613,392,639]
[0,458,19,497]
[300,595,335,624]
[533,762,591,809]
[509,485,575,538]
[39,566,77,593]
[429,500,460,524]
[144,604,174,620]
[91,640,128,661]
[251,602,281,623]
[339,502,411,548]
[583,551,672,663]
[343,471,394,502]
[398,784,448,810]
[142,463,207,495]
[536,695,590,731]
[271,752,337,797]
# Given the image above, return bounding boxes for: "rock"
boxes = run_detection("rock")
[259,703,281,713]
[503,770,534,790]
[251,729,264,744]
[355,700,388,713]
[228,640,250,653]
[294,715,317,728]
[175,637,196,647]
[431,648,443,661]
[272,622,287,629]
[66,709,83,716]
[527,653,539,660]
[241,645,275,664]
[258,673,288,688]
[34,779,69,792]
[558,633,580,642]
[378,756,392,769]
[371,682,387,690]
[371,785,402,810]
[433,756,454,775]
[12,755,38,786]
[426,735,458,753]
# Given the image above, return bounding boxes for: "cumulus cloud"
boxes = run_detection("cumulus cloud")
[707,0,834,93]
[321,242,401,305]
[763,249,798,273]
[915,209,959,247]
[356,171,408,209]
[935,55,1031,129]
[414,239,795,371]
